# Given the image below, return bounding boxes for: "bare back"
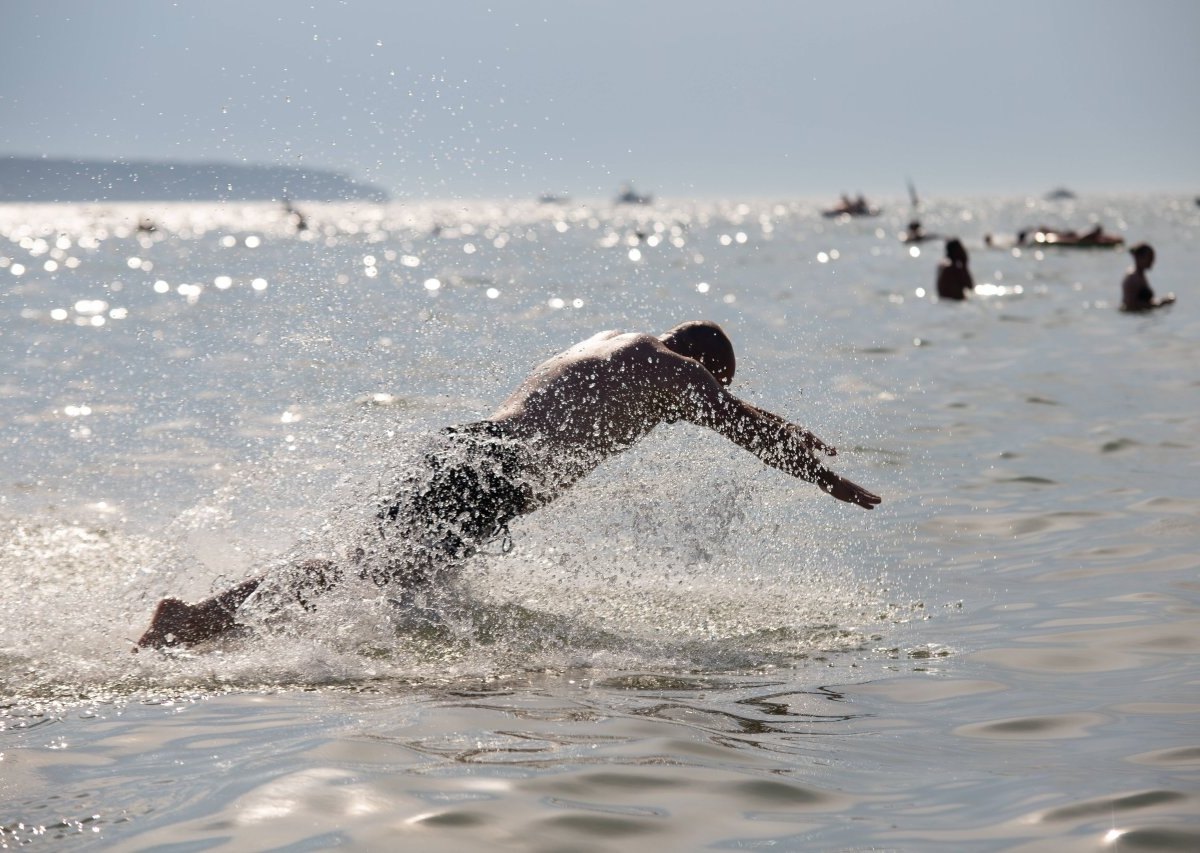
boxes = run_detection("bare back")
[488,331,716,466]
[1121,269,1152,310]
[486,329,880,511]
[936,262,974,300]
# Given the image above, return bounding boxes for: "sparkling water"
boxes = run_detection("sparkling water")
[2,194,1197,850]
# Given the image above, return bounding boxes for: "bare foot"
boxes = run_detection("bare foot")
[135,598,223,649]
[135,577,263,650]
[135,597,189,649]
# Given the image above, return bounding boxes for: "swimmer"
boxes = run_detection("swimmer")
[1120,243,1175,311]
[902,219,938,244]
[136,321,882,648]
[936,239,974,301]
[282,196,308,231]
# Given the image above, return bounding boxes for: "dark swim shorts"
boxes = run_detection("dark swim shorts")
[365,421,537,587]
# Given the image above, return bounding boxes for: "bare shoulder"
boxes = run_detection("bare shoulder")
[637,337,725,395]
[559,331,716,393]
[612,334,706,368]
[584,329,630,345]
[562,331,679,366]
[518,331,663,387]
[556,330,647,359]
[592,330,658,352]
[529,329,712,386]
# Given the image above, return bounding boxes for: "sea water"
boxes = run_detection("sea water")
[1,195,1197,850]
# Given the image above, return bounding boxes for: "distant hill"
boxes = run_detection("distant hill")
[0,156,390,202]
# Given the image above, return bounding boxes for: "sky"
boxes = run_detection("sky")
[4,0,1199,200]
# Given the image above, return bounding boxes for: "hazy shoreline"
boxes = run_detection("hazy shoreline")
[0,155,389,203]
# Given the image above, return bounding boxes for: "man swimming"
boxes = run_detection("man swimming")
[135,321,881,648]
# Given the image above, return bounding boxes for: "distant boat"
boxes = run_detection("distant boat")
[822,195,879,218]
[1017,226,1123,248]
[538,192,570,205]
[1044,187,1076,200]
[615,183,653,205]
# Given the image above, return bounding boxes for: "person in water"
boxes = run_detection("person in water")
[936,239,974,301]
[903,219,939,244]
[135,321,882,649]
[1120,243,1174,311]
[282,196,308,232]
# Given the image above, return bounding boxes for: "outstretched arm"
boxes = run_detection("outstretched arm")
[724,401,881,509]
[738,399,838,457]
[668,363,881,509]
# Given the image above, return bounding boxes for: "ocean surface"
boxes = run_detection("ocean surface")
[2,194,1198,851]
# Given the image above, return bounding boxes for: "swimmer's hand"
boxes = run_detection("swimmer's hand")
[819,472,882,510]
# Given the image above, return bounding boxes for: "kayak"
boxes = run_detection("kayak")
[822,206,880,219]
[1022,230,1124,248]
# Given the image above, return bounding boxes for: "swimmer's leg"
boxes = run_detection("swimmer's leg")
[387,587,447,629]
[135,559,341,650]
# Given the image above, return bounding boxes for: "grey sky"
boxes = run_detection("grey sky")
[4,0,1198,199]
